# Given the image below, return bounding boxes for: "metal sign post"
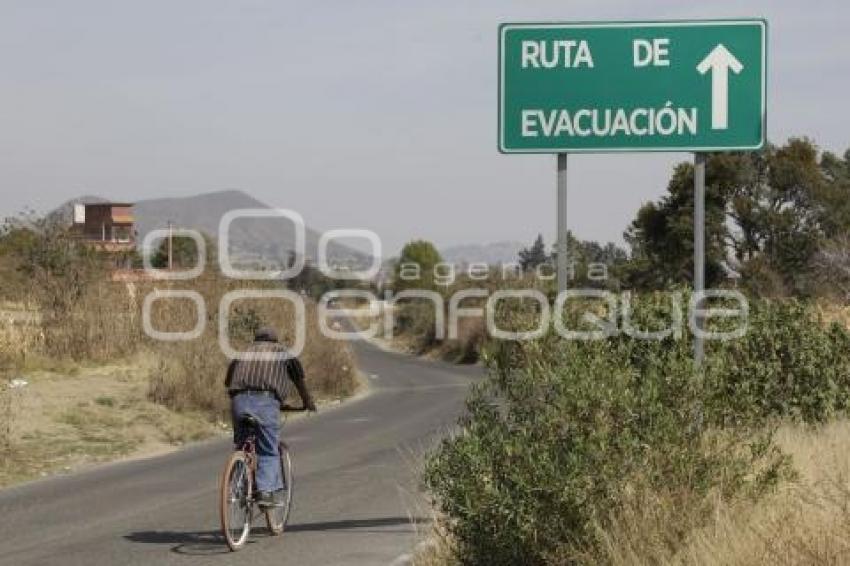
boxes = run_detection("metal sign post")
[557,153,568,292]
[693,153,706,366]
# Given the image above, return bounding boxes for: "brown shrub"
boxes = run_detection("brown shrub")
[143,276,357,419]
[2,269,357,422]
[440,315,485,364]
[40,281,142,363]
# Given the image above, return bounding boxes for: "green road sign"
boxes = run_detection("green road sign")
[499,20,766,153]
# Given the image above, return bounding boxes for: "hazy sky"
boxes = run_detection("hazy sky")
[1,1,847,255]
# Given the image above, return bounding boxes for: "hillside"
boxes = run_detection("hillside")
[440,241,525,266]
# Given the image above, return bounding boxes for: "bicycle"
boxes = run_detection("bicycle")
[219,405,306,551]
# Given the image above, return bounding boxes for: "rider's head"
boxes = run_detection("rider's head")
[254,327,279,343]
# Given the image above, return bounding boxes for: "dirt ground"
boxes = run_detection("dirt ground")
[0,353,226,487]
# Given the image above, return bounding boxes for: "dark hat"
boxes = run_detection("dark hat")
[254,327,279,342]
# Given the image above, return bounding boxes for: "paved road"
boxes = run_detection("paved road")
[0,341,481,566]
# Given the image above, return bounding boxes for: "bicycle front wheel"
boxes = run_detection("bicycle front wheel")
[265,442,293,535]
[220,451,253,551]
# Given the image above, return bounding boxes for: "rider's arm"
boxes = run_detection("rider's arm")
[286,358,317,412]
[224,359,238,388]
[293,376,317,412]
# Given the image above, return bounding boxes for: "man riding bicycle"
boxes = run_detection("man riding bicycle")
[225,327,316,508]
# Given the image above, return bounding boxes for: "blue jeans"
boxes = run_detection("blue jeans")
[231,392,283,493]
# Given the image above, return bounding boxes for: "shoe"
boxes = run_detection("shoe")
[256,490,284,508]
[255,491,273,508]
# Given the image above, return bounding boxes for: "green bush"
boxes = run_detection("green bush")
[709,300,850,424]
[424,297,850,565]
[425,336,787,564]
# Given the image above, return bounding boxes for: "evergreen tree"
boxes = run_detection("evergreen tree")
[518,234,548,271]
[623,138,837,295]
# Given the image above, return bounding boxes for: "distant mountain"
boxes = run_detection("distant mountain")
[53,190,370,268]
[440,241,525,266]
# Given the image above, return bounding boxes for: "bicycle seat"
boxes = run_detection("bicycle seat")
[239,414,261,429]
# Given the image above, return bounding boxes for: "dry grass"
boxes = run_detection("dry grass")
[817,301,850,330]
[0,225,359,488]
[0,353,224,487]
[0,272,358,421]
[145,276,358,418]
[0,267,358,484]
[676,421,850,566]
[592,420,850,566]
[0,301,41,367]
[38,280,143,363]
[411,520,458,566]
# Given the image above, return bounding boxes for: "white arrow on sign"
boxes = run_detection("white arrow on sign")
[696,44,743,130]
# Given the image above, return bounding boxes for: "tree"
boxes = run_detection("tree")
[624,156,735,289]
[623,138,836,295]
[286,252,349,299]
[817,149,850,239]
[149,232,215,270]
[0,214,103,313]
[812,235,850,300]
[393,240,443,291]
[762,140,824,290]
[813,149,850,299]
[726,139,826,294]
[549,231,628,289]
[518,234,548,271]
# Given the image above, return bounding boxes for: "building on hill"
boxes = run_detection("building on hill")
[71,202,136,253]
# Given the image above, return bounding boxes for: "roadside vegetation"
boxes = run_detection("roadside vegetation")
[0,215,357,486]
[382,138,850,361]
[424,299,850,565]
[394,138,850,565]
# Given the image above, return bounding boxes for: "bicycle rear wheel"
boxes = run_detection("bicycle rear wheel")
[220,451,253,551]
[265,442,293,535]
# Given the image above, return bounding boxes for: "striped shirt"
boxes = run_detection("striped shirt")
[225,340,304,403]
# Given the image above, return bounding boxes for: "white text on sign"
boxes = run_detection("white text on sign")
[633,38,670,67]
[521,40,594,68]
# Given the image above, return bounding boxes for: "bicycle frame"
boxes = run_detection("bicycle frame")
[221,408,303,550]
[239,435,259,498]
